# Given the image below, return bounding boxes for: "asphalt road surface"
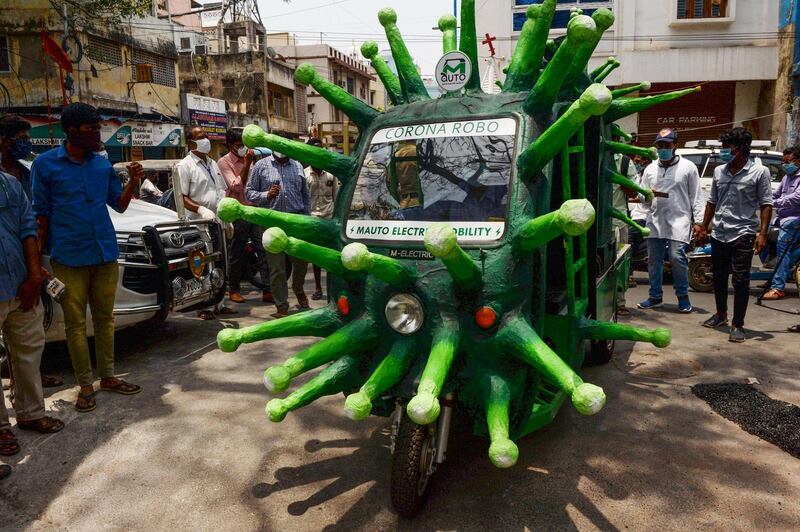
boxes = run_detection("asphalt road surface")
[2,275,800,531]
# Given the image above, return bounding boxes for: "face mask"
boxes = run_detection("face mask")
[96,150,109,160]
[236,146,248,158]
[719,148,733,163]
[657,148,673,162]
[193,137,211,154]
[783,162,798,175]
[67,129,102,152]
[272,151,287,161]
[8,138,32,160]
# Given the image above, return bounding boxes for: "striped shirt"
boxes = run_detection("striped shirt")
[246,156,311,214]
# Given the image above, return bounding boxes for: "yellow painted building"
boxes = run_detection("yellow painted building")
[0,0,183,161]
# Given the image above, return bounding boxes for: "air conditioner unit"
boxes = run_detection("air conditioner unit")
[195,44,207,55]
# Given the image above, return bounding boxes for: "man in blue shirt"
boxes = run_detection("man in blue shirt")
[32,103,144,412]
[247,143,312,317]
[0,171,64,462]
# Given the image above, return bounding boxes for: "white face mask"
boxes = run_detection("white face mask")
[96,150,109,159]
[272,151,286,160]
[236,146,248,158]
[193,138,211,154]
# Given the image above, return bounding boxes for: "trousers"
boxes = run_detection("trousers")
[770,220,800,291]
[265,252,308,312]
[711,234,755,327]
[51,261,119,387]
[228,220,270,292]
[647,238,689,300]
[0,299,45,429]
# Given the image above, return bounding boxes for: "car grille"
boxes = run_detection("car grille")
[122,267,160,294]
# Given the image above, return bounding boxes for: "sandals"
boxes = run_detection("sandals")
[75,391,97,413]
[761,289,785,301]
[41,374,64,388]
[0,429,20,456]
[100,379,142,396]
[788,324,800,333]
[198,310,216,320]
[17,416,64,434]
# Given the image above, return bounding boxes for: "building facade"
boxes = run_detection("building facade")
[0,0,183,162]
[478,0,779,145]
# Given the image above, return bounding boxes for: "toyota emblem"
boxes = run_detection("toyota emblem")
[169,232,185,248]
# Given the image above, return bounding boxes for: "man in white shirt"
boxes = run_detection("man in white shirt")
[138,173,163,204]
[636,128,705,313]
[175,126,231,320]
[176,126,227,222]
[305,138,336,300]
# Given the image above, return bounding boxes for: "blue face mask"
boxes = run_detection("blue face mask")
[719,148,733,163]
[783,162,798,175]
[8,138,32,160]
[657,148,673,161]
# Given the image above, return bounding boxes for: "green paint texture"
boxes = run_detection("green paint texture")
[610,208,651,236]
[607,170,653,200]
[611,81,651,99]
[604,139,659,160]
[216,0,694,471]
[592,58,620,83]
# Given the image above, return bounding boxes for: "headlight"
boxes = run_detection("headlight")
[385,293,424,335]
[172,277,187,299]
[211,267,224,289]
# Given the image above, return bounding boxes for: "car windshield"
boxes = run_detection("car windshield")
[346,117,517,243]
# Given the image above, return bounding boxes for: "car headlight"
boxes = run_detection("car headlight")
[211,267,224,289]
[172,277,187,299]
[384,293,424,335]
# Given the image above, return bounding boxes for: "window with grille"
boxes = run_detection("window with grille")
[677,0,727,19]
[346,76,355,95]
[131,48,176,88]
[0,36,9,73]
[87,34,123,66]
[513,0,611,31]
[180,37,191,50]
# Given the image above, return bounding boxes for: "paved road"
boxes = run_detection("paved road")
[2,276,799,531]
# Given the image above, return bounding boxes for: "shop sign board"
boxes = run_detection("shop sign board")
[184,93,227,140]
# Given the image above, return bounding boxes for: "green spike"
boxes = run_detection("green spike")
[261,227,361,280]
[604,86,701,122]
[217,198,338,245]
[344,337,417,420]
[242,125,357,183]
[496,317,606,416]
[340,242,416,288]
[604,139,658,161]
[361,41,403,106]
[378,8,430,102]
[266,355,361,422]
[589,56,616,79]
[482,371,519,469]
[504,1,556,92]
[610,208,650,236]
[407,316,460,425]
[611,81,651,99]
[294,63,380,130]
[438,15,457,53]
[458,0,481,92]
[263,316,377,394]
[592,58,619,83]
[606,169,653,201]
[423,223,482,292]
[524,14,599,116]
[609,123,633,141]
[513,199,595,253]
[217,306,343,353]
[578,318,671,348]
[562,8,615,89]
[518,83,612,180]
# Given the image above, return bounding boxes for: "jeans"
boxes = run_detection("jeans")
[51,261,118,387]
[0,299,46,428]
[711,234,755,327]
[647,238,689,300]
[770,220,800,291]
[228,220,269,292]
[265,252,308,312]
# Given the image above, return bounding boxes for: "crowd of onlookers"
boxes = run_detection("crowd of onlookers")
[616,126,800,343]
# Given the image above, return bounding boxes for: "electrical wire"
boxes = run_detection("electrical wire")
[147,82,180,121]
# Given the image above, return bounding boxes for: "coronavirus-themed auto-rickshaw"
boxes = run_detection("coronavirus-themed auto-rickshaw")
[215,0,694,517]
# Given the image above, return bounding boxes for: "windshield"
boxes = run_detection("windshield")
[346,117,517,243]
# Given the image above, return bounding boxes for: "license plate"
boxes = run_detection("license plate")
[185,276,210,298]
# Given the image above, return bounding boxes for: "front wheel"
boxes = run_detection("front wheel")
[390,410,437,518]
[689,258,714,292]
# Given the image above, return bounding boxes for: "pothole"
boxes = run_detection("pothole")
[615,349,703,380]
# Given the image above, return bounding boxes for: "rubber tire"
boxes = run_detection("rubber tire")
[146,306,170,327]
[585,311,616,367]
[688,257,714,293]
[390,412,433,518]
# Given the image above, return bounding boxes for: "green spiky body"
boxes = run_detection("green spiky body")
[218,3,692,471]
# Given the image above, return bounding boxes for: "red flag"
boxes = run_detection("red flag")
[40,31,73,73]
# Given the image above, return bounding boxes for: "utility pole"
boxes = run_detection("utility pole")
[774,0,800,149]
